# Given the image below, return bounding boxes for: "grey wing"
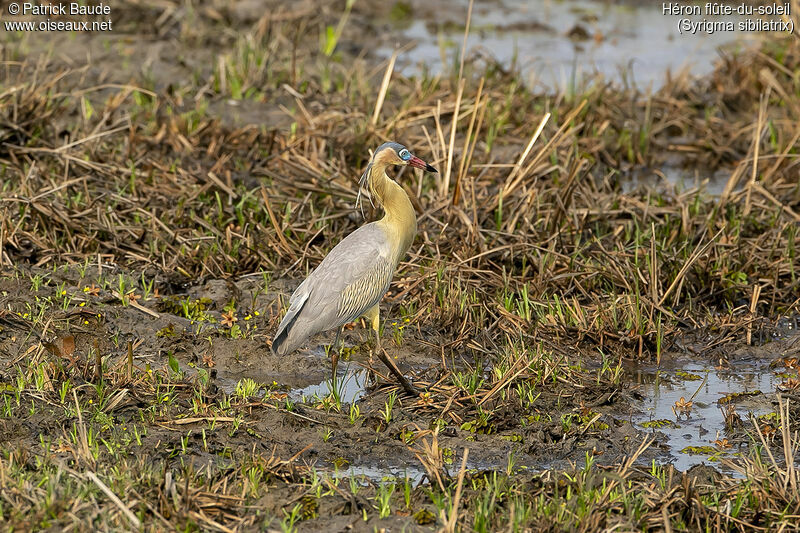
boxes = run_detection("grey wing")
[272,224,394,355]
[336,253,394,323]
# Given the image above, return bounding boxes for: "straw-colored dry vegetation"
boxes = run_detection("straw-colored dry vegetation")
[1,0,799,531]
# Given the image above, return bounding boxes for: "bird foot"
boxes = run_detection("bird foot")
[399,379,420,397]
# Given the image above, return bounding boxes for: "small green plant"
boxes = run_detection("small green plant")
[140,272,154,300]
[29,273,44,292]
[117,274,129,305]
[281,503,303,533]
[381,391,397,424]
[167,352,181,377]
[348,473,362,497]
[234,378,259,401]
[348,403,361,425]
[374,480,395,519]
[320,0,356,57]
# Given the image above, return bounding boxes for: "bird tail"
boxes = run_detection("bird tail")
[271,291,310,356]
[271,328,290,356]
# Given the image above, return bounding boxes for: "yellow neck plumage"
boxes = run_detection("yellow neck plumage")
[366,164,417,262]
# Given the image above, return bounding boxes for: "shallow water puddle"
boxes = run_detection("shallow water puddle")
[333,464,429,485]
[290,363,371,404]
[621,166,732,196]
[333,454,495,485]
[631,361,778,471]
[382,0,764,89]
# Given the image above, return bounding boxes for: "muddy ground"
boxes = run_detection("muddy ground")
[2,256,798,530]
[0,265,652,474]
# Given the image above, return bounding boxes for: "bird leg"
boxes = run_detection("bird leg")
[330,326,343,383]
[366,305,418,396]
[375,332,419,396]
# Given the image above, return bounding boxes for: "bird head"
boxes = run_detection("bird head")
[371,142,438,173]
[356,142,438,215]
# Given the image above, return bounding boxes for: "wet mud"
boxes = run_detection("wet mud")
[3,265,797,489]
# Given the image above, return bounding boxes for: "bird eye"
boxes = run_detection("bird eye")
[398,149,411,161]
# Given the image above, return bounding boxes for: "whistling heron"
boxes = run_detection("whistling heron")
[271,142,437,394]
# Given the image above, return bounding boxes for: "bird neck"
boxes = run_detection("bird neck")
[369,165,417,260]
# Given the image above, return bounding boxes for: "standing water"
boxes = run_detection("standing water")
[631,360,780,472]
[381,0,767,90]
